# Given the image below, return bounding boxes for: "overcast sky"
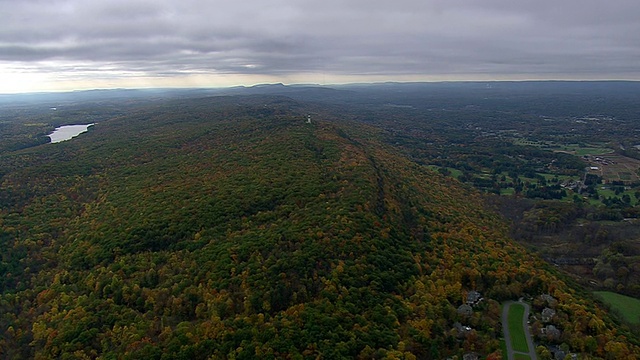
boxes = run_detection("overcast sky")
[1,0,640,93]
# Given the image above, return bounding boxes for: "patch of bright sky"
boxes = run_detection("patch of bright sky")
[2,61,639,94]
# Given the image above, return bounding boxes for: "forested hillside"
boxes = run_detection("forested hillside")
[0,95,637,359]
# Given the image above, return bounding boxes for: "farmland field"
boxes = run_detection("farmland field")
[514,139,614,156]
[587,154,640,184]
[572,147,613,156]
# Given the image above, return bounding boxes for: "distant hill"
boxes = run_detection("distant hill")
[3,80,640,107]
[0,95,637,358]
[0,83,349,107]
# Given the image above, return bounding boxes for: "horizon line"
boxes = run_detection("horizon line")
[2,78,640,96]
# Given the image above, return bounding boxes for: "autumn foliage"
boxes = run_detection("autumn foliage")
[0,96,637,359]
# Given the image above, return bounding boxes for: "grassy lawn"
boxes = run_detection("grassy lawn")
[426,165,463,178]
[594,291,640,324]
[514,354,531,360]
[514,139,548,147]
[500,339,508,359]
[449,168,463,178]
[508,303,529,353]
[501,188,515,195]
[513,138,613,156]
[573,147,613,156]
[598,187,639,205]
[598,188,618,199]
[539,173,572,181]
[555,143,613,156]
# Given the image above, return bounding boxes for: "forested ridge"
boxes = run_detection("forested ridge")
[0,95,637,359]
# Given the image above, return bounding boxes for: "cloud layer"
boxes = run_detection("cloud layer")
[2,0,640,91]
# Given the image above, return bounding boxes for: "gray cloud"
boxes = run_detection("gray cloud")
[1,0,640,89]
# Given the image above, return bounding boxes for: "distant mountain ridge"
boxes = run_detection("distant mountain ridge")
[4,80,640,107]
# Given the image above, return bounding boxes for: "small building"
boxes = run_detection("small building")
[541,294,555,302]
[457,304,473,316]
[547,346,565,360]
[453,322,473,338]
[540,294,558,307]
[541,325,561,340]
[463,353,479,360]
[542,307,556,322]
[466,290,483,306]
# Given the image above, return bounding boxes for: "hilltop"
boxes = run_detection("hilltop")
[0,94,638,358]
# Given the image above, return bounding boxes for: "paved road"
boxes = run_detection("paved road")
[502,301,538,360]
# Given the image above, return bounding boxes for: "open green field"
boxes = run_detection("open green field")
[508,303,529,353]
[539,173,572,182]
[594,291,640,324]
[571,147,613,156]
[514,139,548,147]
[553,142,613,156]
[500,339,508,359]
[514,354,531,360]
[426,165,463,178]
[501,188,515,195]
[598,188,617,198]
[514,138,613,156]
[597,188,640,206]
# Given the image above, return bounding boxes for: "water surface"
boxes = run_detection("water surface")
[48,124,94,143]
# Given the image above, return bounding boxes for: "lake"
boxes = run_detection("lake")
[48,124,95,143]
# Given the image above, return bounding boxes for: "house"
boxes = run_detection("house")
[540,325,561,340]
[553,349,566,360]
[466,291,483,306]
[541,294,556,303]
[547,346,565,360]
[463,353,479,360]
[547,346,577,360]
[542,307,556,322]
[540,294,558,307]
[457,304,473,316]
[453,322,472,338]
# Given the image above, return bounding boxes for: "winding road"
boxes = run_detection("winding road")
[502,301,538,360]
